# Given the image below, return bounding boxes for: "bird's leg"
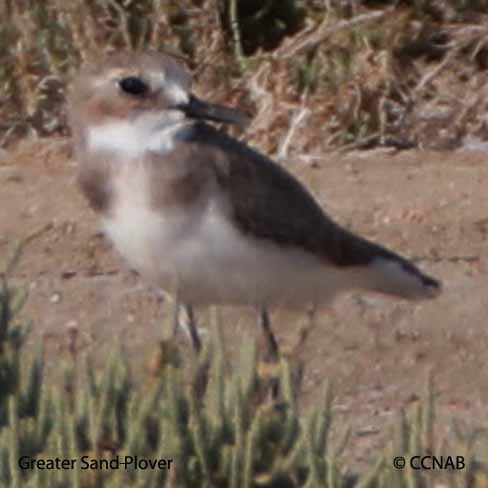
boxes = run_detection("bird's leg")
[184,304,202,353]
[257,307,281,401]
[258,307,279,362]
[177,303,202,353]
[172,295,181,339]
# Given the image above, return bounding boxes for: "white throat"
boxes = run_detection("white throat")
[86,112,193,158]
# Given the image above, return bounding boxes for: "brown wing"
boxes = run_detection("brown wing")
[190,123,398,268]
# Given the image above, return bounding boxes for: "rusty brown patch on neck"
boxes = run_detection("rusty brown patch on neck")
[77,153,113,214]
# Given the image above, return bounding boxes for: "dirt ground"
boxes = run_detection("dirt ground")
[1,138,488,464]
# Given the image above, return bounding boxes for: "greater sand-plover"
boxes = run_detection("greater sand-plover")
[68,51,441,354]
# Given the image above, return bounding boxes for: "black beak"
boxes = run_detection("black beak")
[178,95,249,127]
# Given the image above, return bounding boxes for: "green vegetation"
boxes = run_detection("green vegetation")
[0,274,487,487]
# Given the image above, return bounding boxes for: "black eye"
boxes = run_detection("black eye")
[119,77,148,96]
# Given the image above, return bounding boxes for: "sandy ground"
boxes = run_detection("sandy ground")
[1,138,488,464]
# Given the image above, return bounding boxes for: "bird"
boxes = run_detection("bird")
[68,51,441,357]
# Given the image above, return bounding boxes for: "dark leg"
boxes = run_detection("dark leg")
[172,297,181,338]
[183,304,202,353]
[257,307,280,400]
[171,298,201,352]
[259,307,279,362]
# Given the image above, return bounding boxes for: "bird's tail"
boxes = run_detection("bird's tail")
[335,229,441,300]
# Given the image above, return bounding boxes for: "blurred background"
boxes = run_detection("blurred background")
[1,0,488,153]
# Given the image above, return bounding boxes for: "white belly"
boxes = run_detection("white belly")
[89,120,358,307]
[102,196,351,307]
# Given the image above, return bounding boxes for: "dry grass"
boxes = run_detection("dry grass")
[0,0,488,153]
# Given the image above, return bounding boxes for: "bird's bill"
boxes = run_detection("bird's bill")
[178,95,249,127]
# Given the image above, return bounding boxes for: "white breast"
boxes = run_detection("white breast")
[91,117,359,307]
[102,165,352,308]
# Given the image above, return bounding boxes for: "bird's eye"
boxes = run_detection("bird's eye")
[118,77,148,96]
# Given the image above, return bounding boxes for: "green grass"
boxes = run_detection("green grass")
[1,273,488,487]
